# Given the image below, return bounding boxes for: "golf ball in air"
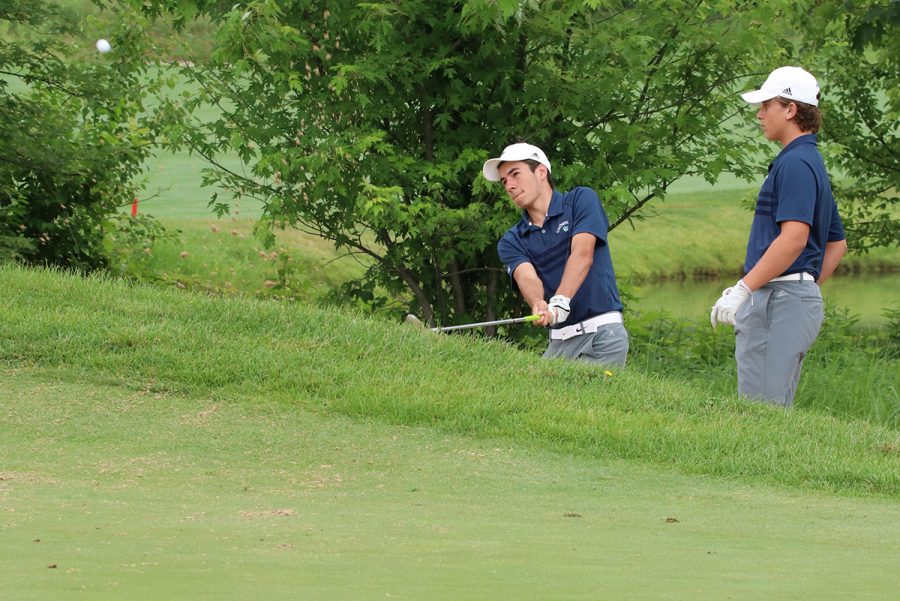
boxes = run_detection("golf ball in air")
[96,39,111,53]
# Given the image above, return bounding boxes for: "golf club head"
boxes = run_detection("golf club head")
[404,314,437,333]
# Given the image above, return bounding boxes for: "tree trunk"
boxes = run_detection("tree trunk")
[398,266,435,326]
[449,258,466,317]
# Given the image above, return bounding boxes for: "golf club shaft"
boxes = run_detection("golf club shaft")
[432,315,540,332]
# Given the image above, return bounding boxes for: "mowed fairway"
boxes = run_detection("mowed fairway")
[1,266,899,600]
[3,371,899,601]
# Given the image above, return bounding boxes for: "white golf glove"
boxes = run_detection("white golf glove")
[710,279,752,328]
[547,294,571,326]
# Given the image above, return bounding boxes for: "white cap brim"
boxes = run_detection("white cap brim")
[740,89,778,104]
[483,159,504,182]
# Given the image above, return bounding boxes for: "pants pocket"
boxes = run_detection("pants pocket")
[735,287,772,334]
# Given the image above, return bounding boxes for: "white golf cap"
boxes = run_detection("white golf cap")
[741,66,820,106]
[482,143,551,182]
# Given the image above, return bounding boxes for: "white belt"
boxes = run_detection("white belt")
[770,272,815,283]
[550,311,623,341]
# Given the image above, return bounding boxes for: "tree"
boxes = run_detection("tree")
[0,0,163,269]
[153,0,800,328]
[800,0,899,253]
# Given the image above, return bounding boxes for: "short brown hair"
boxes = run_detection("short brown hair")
[775,96,821,133]
[521,159,554,189]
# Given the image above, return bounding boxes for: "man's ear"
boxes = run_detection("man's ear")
[785,101,798,119]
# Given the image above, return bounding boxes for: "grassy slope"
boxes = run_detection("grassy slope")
[3,369,899,601]
[121,217,366,301]
[2,265,897,497]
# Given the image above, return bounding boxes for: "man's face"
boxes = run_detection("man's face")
[756,99,794,142]
[498,161,546,211]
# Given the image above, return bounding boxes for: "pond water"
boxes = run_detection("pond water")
[629,271,899,326]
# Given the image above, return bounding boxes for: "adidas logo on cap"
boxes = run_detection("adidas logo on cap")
[782,87,792,95]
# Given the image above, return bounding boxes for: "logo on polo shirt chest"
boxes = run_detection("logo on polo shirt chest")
[556,220,570,234]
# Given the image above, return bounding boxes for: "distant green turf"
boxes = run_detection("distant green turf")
[138,149,260,219]
[118,217,367,301]
[628,271,900,325]
[136,147,898,278]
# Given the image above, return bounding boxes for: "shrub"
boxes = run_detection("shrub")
[0,0,164,269]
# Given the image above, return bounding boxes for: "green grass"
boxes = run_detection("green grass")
[138,150,258,220]
[115,217,367,301]
[1,264,897,497]
[612,188,758,280]
[129,146,900,321]
[611,187,900,281]
[627,271,900,326]
[623,306,899,428]
[134,143,899,283]
[3,368,899,601]
[1,265,899,600]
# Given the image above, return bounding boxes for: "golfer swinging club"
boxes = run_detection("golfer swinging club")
[484,143,629,367]
[711,66,847,407]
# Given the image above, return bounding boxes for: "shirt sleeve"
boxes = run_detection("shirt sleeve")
[774,159,817,225]
[828,204,846,242]
[497,232,530,284]
[570,187,609,246]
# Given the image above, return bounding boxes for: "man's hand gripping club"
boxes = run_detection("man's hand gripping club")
[534,294,571,327]
[511,263,574,328]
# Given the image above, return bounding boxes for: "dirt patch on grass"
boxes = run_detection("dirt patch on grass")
[179,403,220,426]
[96,453,172,481]
[239,508,296,519]
[0,471,57,490]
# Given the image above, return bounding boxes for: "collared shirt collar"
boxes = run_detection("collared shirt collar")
[514,190,564,233]
[776,133,817,160]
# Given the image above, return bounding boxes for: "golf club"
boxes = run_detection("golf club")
[405,313,541,332]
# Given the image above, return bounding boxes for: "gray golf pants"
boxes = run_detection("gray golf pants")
[543,323,629,368]
[734,281,824,407]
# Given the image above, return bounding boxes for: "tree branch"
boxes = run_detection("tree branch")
[611,190,659,230]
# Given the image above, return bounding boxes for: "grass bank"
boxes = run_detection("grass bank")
[112,216,367,302]
[1,264,897,497]
[611,187,900,281]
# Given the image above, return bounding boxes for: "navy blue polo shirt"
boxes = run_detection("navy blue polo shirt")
[497,187,623,326]
[744,134,845,280]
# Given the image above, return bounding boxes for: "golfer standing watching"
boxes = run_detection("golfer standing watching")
[711,66,847,407]
[485,143,629,367]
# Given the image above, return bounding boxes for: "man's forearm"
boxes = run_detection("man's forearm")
[818,239,847,285]
[556,253,592,298]
[556,232,595,298]
[742,221,809,290]
[512,263,547,308]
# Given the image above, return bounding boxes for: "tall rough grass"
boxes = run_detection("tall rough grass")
[1,264,897,497]
[626,306,899,428]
